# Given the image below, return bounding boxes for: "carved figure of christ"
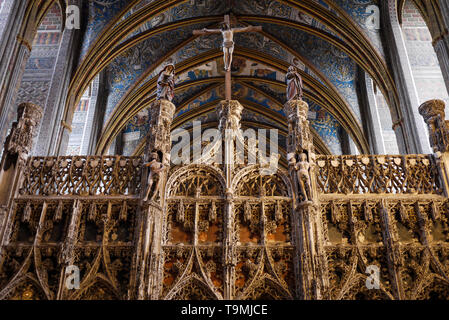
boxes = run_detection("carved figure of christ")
[193,15,262,100]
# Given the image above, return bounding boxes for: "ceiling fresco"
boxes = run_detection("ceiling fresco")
[79,0,131,59]
[69,0,396,157]
[121,79,344,156]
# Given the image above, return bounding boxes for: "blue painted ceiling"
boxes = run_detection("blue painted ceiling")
[77,0,384,155]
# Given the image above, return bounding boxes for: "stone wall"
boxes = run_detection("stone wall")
[66,76,101,155]
[374,86,399,154]
[401,0,449,114]
[0,0,11,43]
[5,4,62,144]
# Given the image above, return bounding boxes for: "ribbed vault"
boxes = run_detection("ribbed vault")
[57,0,405,157]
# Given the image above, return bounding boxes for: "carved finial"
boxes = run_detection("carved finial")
[419,99,449,152]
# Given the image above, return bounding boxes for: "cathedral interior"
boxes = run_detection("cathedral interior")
[1,0,449,300]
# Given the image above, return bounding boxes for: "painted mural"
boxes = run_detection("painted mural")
[80,0,131,59]
[263,23,361,121]
[72,0,381,158]
[307,99,342,155]
[120,0,227,45]
[121,85,343,156]
[233,0,335,36]
[104,22,212,124]
[332,0,384,56]
[122,108,152,156]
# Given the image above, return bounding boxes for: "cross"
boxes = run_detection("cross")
[193,15,262,100]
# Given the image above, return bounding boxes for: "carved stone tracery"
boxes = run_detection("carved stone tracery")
[2,93,449,300]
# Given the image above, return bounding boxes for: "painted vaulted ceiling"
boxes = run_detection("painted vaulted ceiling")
[67,0,392,157]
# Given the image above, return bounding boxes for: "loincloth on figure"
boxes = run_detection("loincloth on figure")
[223,40,235,49]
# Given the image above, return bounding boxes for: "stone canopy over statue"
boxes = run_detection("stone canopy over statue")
[156,64,175,102]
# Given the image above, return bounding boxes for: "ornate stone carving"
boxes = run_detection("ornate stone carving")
[289,153,313,202]
[143,152,167,202]
[142,99,175,204]
[3,103,42,164]
[19,156,143,196]
[284,99,313,155]
[216,100,243,134]
[419,99,449,153]
[284,99,316,205]
[1,149,449,300]
[316,154,442,195]
[2,96,449,300]
[146,99,176,158]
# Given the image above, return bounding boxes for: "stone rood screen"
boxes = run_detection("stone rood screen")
[1,99,449,300]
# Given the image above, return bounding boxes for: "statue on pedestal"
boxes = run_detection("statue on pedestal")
[143,151,168,202]
[288,152,312,202]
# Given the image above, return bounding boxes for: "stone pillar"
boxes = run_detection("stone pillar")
[284,99,329,300]
[358,71,387,154]
[0,38,33,151]
[216,100,243,187]
[0,102,42,242]
[419,99,449,197]
[0,102,43,205]
[381,0,431,154]
[378,200,405,300]
[56,200,83,300]
[0,0,29,150]
[0,206,6,243]
[433,38,449,95]
[134,99,175,300]
[429,0,449,97]
[215,100,243,300]
[34,0,82,156]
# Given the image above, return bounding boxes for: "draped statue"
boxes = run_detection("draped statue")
[286,66,303,101]
[156,64,175,102]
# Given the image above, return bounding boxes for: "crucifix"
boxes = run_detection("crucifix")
[193,15,262,100]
